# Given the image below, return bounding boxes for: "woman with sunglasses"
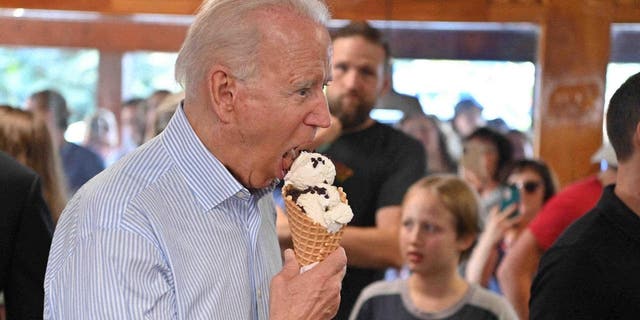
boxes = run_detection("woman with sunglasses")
[465,159,558,293]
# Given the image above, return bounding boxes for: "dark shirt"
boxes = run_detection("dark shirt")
[530,185,640,319]
[60,141,104,194]
[0,151,54,319]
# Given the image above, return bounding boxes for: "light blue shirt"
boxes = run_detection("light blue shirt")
[45,105,282,319]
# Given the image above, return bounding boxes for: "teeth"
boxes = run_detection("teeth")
[284,148,299,160]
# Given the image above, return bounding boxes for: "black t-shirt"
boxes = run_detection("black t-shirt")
[530,185,640,319]
[324,122,426,319]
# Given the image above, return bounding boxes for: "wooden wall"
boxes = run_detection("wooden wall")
[2,0,640,186]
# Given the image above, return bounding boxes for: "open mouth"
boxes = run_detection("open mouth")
[281,148,300,178]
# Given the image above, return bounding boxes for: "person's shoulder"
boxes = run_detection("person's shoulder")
[373,122,424,151]
[0,152,41,215]
[359,279,404,300]
[557,175,602,197]
[551,207,605,247]
[73,138,174,213]
[467,284,518,319]
[0,151,37,183]
[65,142,104,165]
[535,175,601,217]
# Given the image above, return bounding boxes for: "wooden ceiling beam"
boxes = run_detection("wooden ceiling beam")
[0,0,201,15]
[0,16,187,52]
[0,0,545,22]
[2,0,638,23]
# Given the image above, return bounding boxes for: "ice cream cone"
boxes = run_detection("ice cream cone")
[283,184,347,266]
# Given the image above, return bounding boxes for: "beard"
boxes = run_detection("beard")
[328,91,375,131]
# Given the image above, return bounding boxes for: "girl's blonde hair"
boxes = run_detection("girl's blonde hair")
[0,106,67,222]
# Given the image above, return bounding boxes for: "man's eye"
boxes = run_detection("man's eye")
[361,68,375,77]
[298,89,309,97]
[334,64,348,72]
[422,224,438,233]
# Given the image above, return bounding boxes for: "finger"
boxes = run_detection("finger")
[496,204,517,220]
[310,247,347,278]
[324,247,347,271]
[280,249,300,280]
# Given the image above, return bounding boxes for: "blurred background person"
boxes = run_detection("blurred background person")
[24,89,104,195]
[350,175,517,320]
[117,98,147,159]
[442,97,487,161]
[452,98,486,138]
[506,129,534,160]
[0,150,54,320]
[398,114,458,174]
[322,21,427,319]
[465,159,557,293]
[142,89,171,142]
[0,105,67,222]
[459,127,514,225]
[84,108,119,167]
[497,143,617,320]
[151,91,184,137]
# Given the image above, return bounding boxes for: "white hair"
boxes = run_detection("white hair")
[175,0,330,93]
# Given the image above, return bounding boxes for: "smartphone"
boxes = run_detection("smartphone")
[500,185,520,219]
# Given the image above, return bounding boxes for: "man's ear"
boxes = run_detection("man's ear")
[208,66,237,123]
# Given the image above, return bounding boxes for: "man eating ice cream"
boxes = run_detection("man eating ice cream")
[44,1,347,319]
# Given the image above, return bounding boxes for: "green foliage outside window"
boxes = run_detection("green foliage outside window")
[0,47,98,123]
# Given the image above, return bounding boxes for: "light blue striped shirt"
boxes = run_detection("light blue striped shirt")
[44,105,282,319]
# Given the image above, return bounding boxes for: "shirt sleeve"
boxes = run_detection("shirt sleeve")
[45,228,176,319]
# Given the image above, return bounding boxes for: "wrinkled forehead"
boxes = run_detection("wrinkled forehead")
[251,5,329,44]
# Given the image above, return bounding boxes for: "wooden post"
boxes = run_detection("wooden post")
[97,51,123,116]
[534,0,613,187]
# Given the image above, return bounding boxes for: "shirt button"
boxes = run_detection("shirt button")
[256,289,262,300]
[236,191,249,200]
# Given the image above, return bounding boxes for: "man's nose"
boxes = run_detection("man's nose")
[305,96,331,128]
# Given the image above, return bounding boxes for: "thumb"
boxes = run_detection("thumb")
[280,249,300,279]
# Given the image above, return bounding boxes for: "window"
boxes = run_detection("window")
[0,46,98,122]
[122,51,181,100]
[391,59,535,131]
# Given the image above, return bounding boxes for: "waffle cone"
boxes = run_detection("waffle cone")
[282,184,347,266]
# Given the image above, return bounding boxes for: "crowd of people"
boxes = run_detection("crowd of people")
[1,0,638,319]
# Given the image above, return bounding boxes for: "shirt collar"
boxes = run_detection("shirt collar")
[599,185,640,243]
[161,103,244,211]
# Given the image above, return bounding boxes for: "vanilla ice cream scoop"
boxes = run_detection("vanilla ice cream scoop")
[284,151,335,190]
[283,151,352,235]
[295,184,353,233]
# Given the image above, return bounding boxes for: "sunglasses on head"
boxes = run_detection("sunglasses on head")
[512,181,541,194]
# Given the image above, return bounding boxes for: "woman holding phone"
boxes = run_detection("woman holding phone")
[465,159,557,293]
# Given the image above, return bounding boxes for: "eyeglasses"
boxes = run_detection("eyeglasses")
[512,181,542,194]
